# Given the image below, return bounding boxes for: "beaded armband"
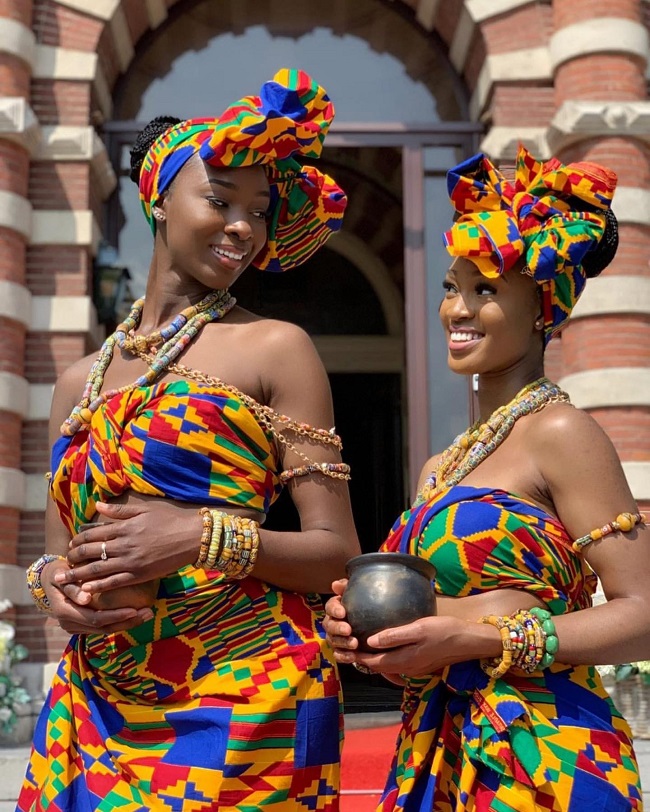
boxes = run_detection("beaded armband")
[573,512,645,552]
[26,554,67,614]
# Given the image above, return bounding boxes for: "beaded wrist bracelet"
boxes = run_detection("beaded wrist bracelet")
[573,512,645,552]
[529,606,558,669]
[511,608,545,673]
[26,554,67,614]
[481,607,559,678]
[480,615,515,678]
[194,508,261,581]
[194,508,213,568]
[206,512,224,570]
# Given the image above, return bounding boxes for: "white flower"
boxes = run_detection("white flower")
[0,621,15,643]
[0,707,11,722]
[0,599,12,614]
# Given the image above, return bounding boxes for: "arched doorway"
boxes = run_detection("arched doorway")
[104,0,479,523]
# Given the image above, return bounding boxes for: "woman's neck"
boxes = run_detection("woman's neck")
[476,360,546,422]
[136,267,224,334]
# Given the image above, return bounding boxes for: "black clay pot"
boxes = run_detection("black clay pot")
[341,552,437,651]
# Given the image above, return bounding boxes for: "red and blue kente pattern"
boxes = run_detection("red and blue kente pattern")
[377,485,642,812]
[18,380,342,811]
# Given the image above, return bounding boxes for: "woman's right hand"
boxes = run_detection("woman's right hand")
[323,579,405,685]
[42,558,154,635]
[323,579,360,657]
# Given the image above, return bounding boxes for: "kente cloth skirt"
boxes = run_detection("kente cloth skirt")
[17,567,342,811]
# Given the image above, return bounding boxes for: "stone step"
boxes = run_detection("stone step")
[0,746,30,804]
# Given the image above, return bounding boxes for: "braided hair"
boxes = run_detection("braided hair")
[129,116,182,185]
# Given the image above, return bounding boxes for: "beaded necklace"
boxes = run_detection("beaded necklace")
[419,377,570,501]
[61,289,235,435]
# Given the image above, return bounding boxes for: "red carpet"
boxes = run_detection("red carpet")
[340,723,400,811]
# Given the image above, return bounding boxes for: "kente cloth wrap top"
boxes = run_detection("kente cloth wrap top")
[20,379,342,812]
[378,485,641,812]
[50,380,282,532]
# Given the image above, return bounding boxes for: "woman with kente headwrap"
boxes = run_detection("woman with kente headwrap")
[324,146,649,811]
[19,69,360,812]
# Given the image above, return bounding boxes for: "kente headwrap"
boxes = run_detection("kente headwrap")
[138,68,347,272]
[443,145,617,343]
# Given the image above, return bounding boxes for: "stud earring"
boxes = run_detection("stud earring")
[534,317,544,330]
[153,209,165,222]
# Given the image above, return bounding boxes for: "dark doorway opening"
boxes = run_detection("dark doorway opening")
[262,372,405,552]
[330,373,405,553]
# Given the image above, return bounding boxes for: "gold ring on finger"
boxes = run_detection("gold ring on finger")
[100,541,108,561]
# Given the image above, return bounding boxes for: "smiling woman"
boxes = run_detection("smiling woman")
[441,257,542,377]
[18,69,360,812]
[324,146,649,812]
[155,159,270,288]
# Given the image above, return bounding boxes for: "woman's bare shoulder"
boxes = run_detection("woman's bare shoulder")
[528,401,613,451]
[54,350,98,398]
[526,401,629,500]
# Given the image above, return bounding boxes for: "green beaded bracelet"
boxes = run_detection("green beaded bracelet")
[530,606,558,669]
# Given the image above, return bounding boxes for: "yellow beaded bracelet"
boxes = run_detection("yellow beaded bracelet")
[480,615,515,679]
[194,508,213,568]
[205,512,224,570]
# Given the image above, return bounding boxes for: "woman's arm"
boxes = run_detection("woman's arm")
[241,320,361,592]
[531,405,650,665]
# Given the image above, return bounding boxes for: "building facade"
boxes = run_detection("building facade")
[0,0,649,687]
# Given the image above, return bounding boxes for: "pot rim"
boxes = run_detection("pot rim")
[345,552,436,581]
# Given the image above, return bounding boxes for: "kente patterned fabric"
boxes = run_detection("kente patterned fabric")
[138,67,347,272]
[18,380,342,811]
[377,485,642,812]
[49,380,282,531]
[443,145,617,344]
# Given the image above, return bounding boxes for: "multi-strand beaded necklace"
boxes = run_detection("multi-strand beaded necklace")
[62,289,235,435]
[61,289,350,482]
[420,377,570,501]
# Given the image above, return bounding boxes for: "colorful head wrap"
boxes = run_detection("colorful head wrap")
[138,68,346,272]
[443,145,617,343]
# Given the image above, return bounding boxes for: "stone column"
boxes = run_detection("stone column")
[551,0,650,513]
[0,0,37,612]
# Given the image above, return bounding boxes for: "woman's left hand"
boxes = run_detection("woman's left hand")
[335,615,500,678]
[56,501,202,596]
